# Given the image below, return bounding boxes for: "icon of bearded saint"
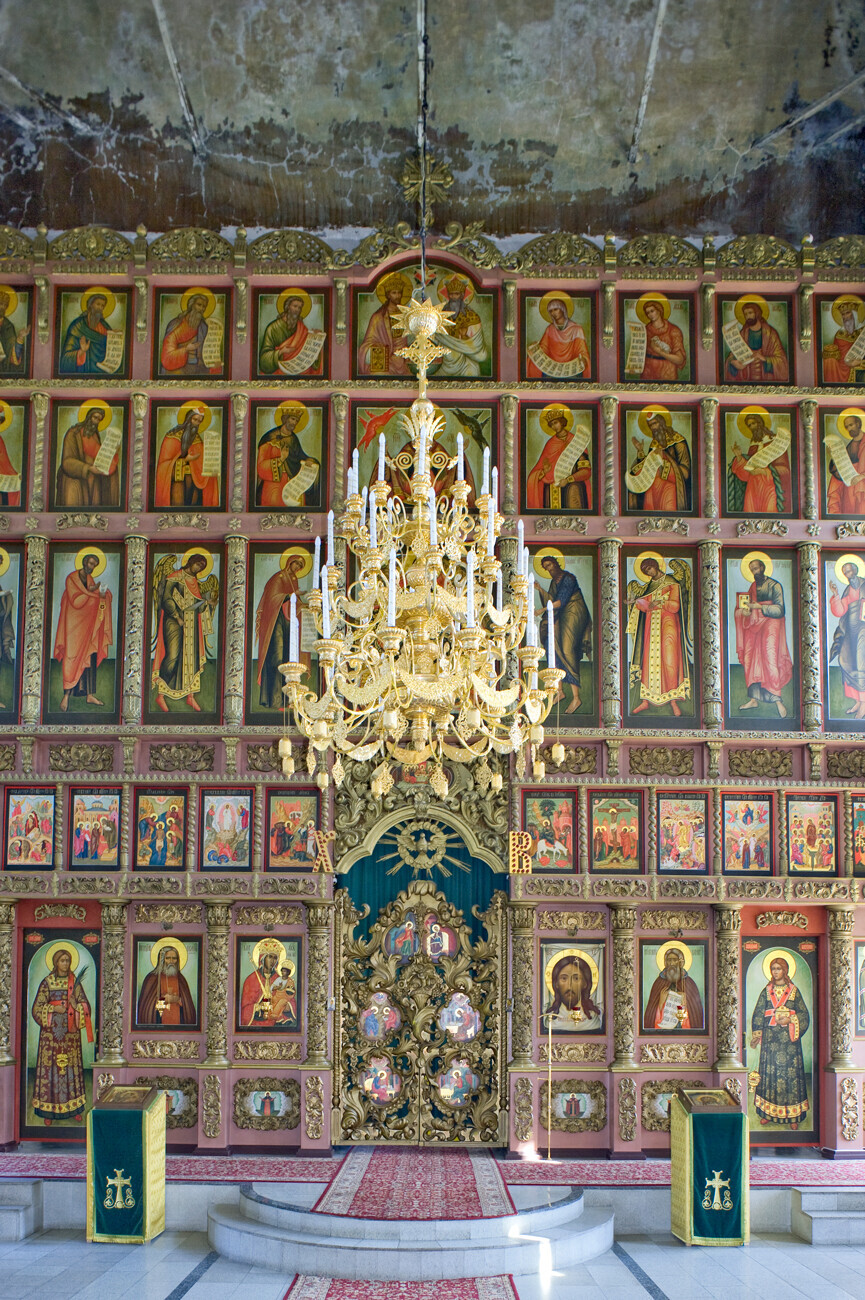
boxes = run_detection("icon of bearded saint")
[643,945,704,1032]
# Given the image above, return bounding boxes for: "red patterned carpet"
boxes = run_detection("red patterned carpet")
[498,1157,865,1187]
[0,1153,341,1181]
[313,1147,516,1219]
[285,1279,517,1299]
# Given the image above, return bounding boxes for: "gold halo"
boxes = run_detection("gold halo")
[177,400,212,433]
[655,940,693,972]
[375,272,412,305]
[539,290,573,323]
[77,398,112,432]
[0,547,9,577]
[831,295,865,325]
[44,941,79,974]
[0,399,12,433]
[539,403,573,432]
[252,938,287,969]
[834,553,865,583]
[275,399,309,432]
[543,946,600,997]
[734,293,770,326]
[81,285,116,318]
[533,546,566,579]
[276,288,312,318]
[180,286,216,318]
[635,291,671,324]
[837,407,865,439]
[636,404,671,439]
[0,286,19,315]
[739,550,773,583]
[736,405,771,439]
[633,550,666,583]
[761,947,796,982]
[180,546,213,578]
[280,546,313,577]
[149,935,189,970]
[74,545,106,577]
[437,272,474,304]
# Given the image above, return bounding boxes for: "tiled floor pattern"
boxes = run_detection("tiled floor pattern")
[2,1227,865,1299]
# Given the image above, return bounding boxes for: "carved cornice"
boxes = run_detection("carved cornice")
[641,1042,708,1063]
[629,747,694,777]
[728,747,793,778]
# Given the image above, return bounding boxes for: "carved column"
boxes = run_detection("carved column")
[30,392,48,512]
[203,902,231,1068]
[599,537,622,727]
[305,904,332,1067]
[20,534,47,725]
[600,396,618,517]
[827,906,855,1070]
[699,540,723,729]
[508,904,535,1068]
[501,394,518,515]
[230,392,249,513]
[130,392,147,512]
[223,534,248,726]
[122,535,147,725]
[610,906,637,1070]
[712,905,743,1071]
[0,902,15,1062]
[700,398,718,518]
[798,541,822,732]
[800,399,818,521]
[96,902,128,1066]
[331,392,349,510]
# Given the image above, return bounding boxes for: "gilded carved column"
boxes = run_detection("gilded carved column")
[223,534,248,726]
[331,393,349,510]
[203,902,231,1068]
[122,535,148,725]
[599,537,622,728]
[798,541,822,733]
[20,534,47,725]
[230,392,249,513]
[305,904,333,1067]
[130,392,147,512]
[30,391,48,512]
[501,394,518,515]
[0,902,15,1062]
[712,904,743,1071]
[97,902,128,1066]
[610,906,637,1070]
[827,906,855,1070]
[699,540,723,729]
[700,398,718,518]
[508,904,534,1068]
[600,396,618,517]
[800,399,818,521]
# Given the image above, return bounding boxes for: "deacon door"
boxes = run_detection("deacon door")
[334,878,506,1144]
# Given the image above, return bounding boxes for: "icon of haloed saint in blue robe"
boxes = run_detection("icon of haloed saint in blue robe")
[536,551,592,715]
[385,914,419,963]
[750,955,810,1129]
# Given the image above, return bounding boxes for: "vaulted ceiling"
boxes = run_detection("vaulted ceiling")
[0,0,863,239]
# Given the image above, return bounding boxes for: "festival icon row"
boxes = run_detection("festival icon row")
[3,396,865,521]
[2,540,865,731]
[1,785,320,871]
[0,275,862,386]
[522,789,861,876]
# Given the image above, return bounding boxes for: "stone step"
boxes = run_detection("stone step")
[0,1181,43,1242]
[792,1188,865,1244]
[238,1181,582,1241]
[207,1199,614,1279]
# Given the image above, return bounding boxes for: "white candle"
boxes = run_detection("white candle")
[486,497,494,556]
[456,432,465,482]
[387,549,396,627]
[491,466,498,508]
[428,488,437,545]
[527,572,535,644]
[321,566,331,638]
[378,432,386,483]
[352,448,359,488]
[369,495,377,548]
[517,520,524,575]
[466,551,475,628]
[523,546,529,583]
[360,485,368,526]
[547,600,555,668]
[496,570,502,613]
[346,466,355,497]
[482,446,490,496]
[327,510,334,566]
[289,593,298,662]
[313,536,321,588]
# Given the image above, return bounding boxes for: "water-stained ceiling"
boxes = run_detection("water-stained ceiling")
[0,0,862,239]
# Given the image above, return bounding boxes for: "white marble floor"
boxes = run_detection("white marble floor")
[1,1227,865,1299]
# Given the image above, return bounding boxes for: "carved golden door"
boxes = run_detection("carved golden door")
[334,879,507,1144]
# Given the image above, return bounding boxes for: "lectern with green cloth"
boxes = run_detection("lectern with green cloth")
[86,1084,165,1243]
[670,1087,749,1246]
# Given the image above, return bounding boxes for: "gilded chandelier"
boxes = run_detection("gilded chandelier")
[277,298,565,799]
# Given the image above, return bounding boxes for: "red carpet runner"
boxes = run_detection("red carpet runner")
[313,1147,516,1219]
[285,1279,517,1299]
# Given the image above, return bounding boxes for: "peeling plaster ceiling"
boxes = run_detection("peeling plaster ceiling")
[0,0,862,238]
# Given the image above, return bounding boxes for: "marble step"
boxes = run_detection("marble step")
[207,1194,614,1279]
[0,1181,43,1242]
[792,1187,865,1244]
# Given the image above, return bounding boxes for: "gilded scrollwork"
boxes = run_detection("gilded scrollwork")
[735,519,789,537]
[815,234,865,270]
[538,1042,607,1063]
[610,906,636,1068]
[156,513,210,532]
[628,747,694,777]
[0,902,14,1062]
[234,1077,301,1131]
[618,1077,637,1141]
[640,909,707,931]
[728,748,792,778]
[828,907,855,1068]
[534,516,588,534]
[755,910,808,929]
[97,902,127,1067]
[122,535,147,724]
[131,1037,201,1060]
[204,902,231,1068]
[0,744,16,772]
[246,742,281,773]
[49,226,133,263]
[536,910,606,932]
[49,743,114,774]
[56,513,108,532]
[305,1075,325,1140]
[224,535,247,726]
[636,518,689,536]
[840,1077,859,1142]
[724,1077,743,1104]
[716,234,798,271]
[540,745,597,775]
[306,904,332,1067]
[20,535,47,725]
[202,1073,222,1139]
[641,1042,708,1064]
[149,743,215,773]
[514,1078,533,1142]
[233,1041,302,1061]
[541,1078,607,1133]
[133,1074,198,1129]
[599,537,621,727]
[797,542,822,731]
[235,906,304,926]
[600,399,618,518]
[149,227,233,267]
[618,234,700,269]
[642,1078,707,1132]
[259,513,313,531]
[134,904,202,925]
[501,394,517,514]
[712,904,742,1071]
[827,749,865,780]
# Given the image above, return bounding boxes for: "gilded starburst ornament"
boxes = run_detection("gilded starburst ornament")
[400,153,454,225]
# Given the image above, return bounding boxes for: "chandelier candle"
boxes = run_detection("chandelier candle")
[313,535,321,588]
[516,520,524,575]
[456,431,464,481]
[289,594,299,664]
[546,601,555,669]
[378,432,386,483]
